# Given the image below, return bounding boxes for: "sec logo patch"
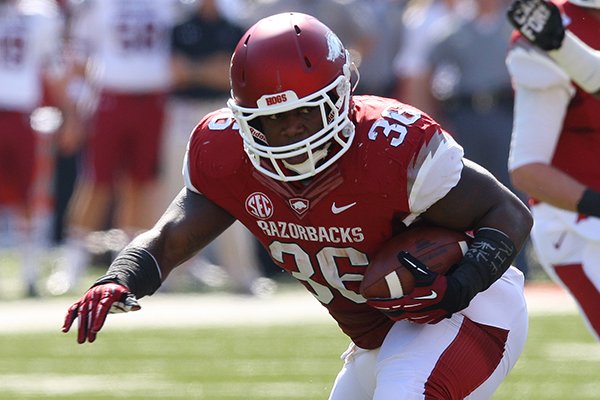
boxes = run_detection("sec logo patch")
[245,192,274,219]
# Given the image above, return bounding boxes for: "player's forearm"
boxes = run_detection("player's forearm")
[130,218,204,280]
[468,163,533,250]
[549,31,600,96]
[92,217,204,298]
[93,246,162,298]
[423,160,532,253]
[134,189,237,277]
[477,198,532,255]
[510,162,586,211]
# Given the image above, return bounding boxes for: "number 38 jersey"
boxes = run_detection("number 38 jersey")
[184,95,464,349]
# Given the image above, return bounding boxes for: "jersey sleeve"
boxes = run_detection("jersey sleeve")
[357,101,464,226]
[506,42,573,90]
[406,128,464,217]
[508,83,572,170]
[183,113,215,195]
[506,43,574,170]
[183,117,213,196]
[183,143,201,195]
[183,108,245,196]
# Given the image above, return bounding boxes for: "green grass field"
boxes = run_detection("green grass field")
[0,313,598,399]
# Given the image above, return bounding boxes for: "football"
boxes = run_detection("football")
[360,226,472,299]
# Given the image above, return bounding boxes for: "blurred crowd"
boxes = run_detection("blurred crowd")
[0,0,536,299]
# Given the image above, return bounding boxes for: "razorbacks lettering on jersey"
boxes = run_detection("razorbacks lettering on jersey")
[184,95,464,349]
[68,0,177,93]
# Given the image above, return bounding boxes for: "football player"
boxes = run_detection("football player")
[63,13,532,399]
[507,0,600,342]
[50,0,181,295]
[0,0,66,297]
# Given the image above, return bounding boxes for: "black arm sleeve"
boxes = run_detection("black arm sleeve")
[92,247,162,298]
[448,227,517,310]
[576,188,600,218]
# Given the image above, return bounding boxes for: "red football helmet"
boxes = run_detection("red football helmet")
[227,12,355,182]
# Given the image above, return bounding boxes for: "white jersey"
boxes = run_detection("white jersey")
[69,0,180,93]
[0,0,64,111]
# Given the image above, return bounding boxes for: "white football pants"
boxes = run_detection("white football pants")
[530,202,600,341]
[329,267,528,400]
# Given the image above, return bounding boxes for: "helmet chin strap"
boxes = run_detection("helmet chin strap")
[282,144,331,175]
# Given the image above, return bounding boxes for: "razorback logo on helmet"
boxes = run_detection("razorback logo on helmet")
[326,30,344,61]
[256,90,298,108]
[245,192,274,219]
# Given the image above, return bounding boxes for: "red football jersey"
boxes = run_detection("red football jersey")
[510,0,600,190]
[184,95,464,349]
[554,2,600,190]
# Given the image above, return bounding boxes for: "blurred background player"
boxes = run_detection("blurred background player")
[421,0,521,202]
[163,0,274,295]
[507,0,600,340]
[0,0,66,297]
[344,0,406,98]
[393,0,473,111]
[47,0,182,295]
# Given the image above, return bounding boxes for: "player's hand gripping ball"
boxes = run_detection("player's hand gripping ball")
[360,226,473,323]
[360,226,472,299]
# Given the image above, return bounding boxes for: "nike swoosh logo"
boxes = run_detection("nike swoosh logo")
[413,291,438,300]
[331,201,357,214]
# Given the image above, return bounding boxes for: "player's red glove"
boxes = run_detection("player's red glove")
[366,252,464,324]
[62,283,140,344]
[507,0,564,51]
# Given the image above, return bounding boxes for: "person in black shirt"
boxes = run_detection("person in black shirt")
[160,0,274,296]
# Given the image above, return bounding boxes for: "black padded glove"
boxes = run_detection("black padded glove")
[507,0,565,51]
